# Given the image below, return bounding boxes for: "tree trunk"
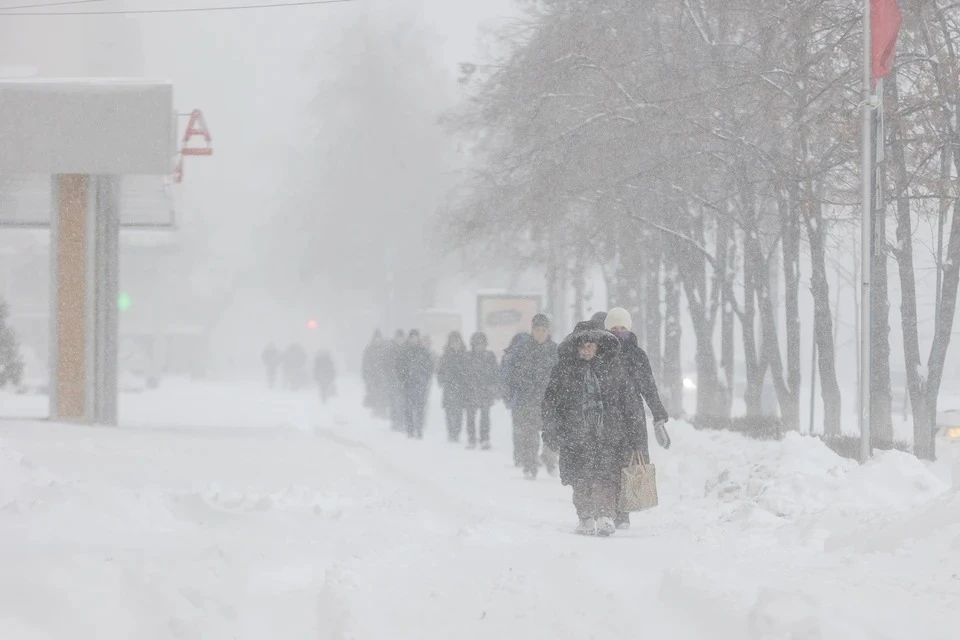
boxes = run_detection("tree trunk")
[678,220,726,418]
[681,268,725,419]
[889,74,928,457]
[743,208,792,426]
[739,223,764,417]
[718,213,735,417]
[781,193,802,431]
[901,12,960,460]
[805,202,842,436]
[741,284,764,416]
[690,314,724,418]
[920,194,960,460]
[645,243,663,381]
[663,254,684,418]
[612,233,643,331]
[635,237,647,347]
[572,239,587,325]
[546,234,561,335]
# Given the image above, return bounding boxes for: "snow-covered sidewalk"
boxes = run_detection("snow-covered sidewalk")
[0,379,958,639]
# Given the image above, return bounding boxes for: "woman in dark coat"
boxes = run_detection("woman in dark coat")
[542,327,645,537]
[604,307,671,529]
[437,331,470,442]
[465,332,499,450]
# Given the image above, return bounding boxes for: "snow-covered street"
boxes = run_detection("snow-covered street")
[1,379,959,640]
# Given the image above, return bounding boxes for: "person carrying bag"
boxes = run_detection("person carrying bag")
[619,451,658,512]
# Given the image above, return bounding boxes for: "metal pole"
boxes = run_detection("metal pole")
[860,0,873,463]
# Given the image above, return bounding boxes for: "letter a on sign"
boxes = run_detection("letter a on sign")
[181,109,212,156]
[175,109,213,183]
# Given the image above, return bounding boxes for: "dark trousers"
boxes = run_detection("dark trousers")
[405,393,427,438]
[466,405,491,444]
[515,405,556,475]
[445,405,465,441]
[572,478,618,520]
[511,409,521,465]
[390,388,406,431]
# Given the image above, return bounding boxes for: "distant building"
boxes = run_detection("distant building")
[0,12,211,383]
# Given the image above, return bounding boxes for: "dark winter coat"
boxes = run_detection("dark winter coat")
[541,328,645,487]
[362,341,384,385]
[437,348,471,409]
[616,331,669,459]
[383,342,405,392]
[466,349,499,408]
[510,338,558,410]
[500,332,533,409]
[396,343,434,397]
[361,340,390,408]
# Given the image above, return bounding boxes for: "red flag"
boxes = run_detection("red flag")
[872,0,903,83]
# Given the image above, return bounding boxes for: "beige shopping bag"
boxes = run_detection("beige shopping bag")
[619,451,658,512]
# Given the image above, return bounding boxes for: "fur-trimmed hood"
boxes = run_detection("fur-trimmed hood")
[558,327,621,363]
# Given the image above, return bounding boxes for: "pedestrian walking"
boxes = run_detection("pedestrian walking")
[313,350,337,404]
[506,314,558,479]
[437,331,470,442]
[501,331,533,466]
[603,307,670,529]
[362,331,390,417]
[465,331,499,450]
[387,330,407,431]
[397,329,433,439]
[262,342,280,388]
[542,325,646,537]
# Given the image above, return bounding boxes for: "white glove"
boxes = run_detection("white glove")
[654,420,671,449]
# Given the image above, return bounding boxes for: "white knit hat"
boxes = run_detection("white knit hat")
[604,307,633,332]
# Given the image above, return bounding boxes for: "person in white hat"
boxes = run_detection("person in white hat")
[604,307,670,529]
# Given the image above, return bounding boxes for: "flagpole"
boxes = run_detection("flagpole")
[860,0,873,463]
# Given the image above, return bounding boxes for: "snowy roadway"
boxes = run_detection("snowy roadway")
[1,379,959,639]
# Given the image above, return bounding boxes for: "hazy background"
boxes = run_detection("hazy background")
[0,0,518,377]
[137,0,518,370]
[0,0,949,425]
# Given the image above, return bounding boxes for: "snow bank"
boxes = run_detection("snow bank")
[649,423,956,640]
[654,423,947,525]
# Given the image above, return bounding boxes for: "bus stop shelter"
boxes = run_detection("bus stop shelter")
[0,79,174,425]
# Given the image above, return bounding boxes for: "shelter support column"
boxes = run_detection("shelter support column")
[50,175,120,425]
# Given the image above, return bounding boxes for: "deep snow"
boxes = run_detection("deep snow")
[0,379,958,639]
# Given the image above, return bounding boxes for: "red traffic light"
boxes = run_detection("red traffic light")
[307,319,318,330]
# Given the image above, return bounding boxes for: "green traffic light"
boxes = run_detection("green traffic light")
[118,292,132,311]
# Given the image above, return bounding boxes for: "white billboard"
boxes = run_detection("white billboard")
[476,294,542,357]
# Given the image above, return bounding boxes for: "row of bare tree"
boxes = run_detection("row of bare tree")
[444,0,960,459]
